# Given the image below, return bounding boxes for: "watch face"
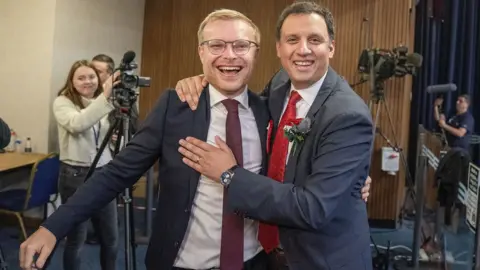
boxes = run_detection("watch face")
[221,171,232,185]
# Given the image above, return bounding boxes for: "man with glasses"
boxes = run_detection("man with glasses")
[175,2,373,269]
[21,9,272,270]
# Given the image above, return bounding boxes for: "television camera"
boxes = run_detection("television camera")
[85,50,151,270]
[112,50,151,109]
[357,45,423,83]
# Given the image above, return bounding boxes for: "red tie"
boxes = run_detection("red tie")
[220,99,244,269]
[258,91,302,253]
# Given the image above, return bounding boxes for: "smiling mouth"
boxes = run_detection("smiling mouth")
[217,66,243,75]
[293,61,314,67]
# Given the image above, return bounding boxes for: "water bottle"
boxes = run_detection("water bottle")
[15,139,22,153]
[25,137,32,153]
[5,129,16,152]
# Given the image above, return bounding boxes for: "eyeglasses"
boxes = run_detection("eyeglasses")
[201,39,258,55]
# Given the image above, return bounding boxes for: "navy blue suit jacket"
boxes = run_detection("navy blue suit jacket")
[42,88,270,270]
[227,68,374,270]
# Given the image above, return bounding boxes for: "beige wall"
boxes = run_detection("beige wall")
[0,0,57,154]
[0,0,146,154]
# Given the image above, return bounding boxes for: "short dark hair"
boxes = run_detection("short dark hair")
[276,1,335,42]
[92,54,115,73]
[459,94,471,105]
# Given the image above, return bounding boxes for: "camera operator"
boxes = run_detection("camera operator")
[0,117,10,149]
[52,60,119,270]
[434,94,475,151]
[92,54,139,136]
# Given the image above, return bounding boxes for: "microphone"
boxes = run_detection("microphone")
[406,53,423,67]
[121,51,136,65]
[426,83,457,94]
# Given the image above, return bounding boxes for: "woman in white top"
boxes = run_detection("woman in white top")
[53,60,119,270]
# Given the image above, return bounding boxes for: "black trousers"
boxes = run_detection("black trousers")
[58,162,119,270]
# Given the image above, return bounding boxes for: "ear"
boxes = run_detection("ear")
[198,45,205,64]
[276,41,281,58]
[329,40,335,58]
[254,46,260,60]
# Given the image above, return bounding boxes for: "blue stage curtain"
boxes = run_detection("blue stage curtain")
[408,0,480,172]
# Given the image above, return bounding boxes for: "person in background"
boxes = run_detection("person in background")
[0,118,11,149]
[83,54,117,245]
[434,94,475,151]
[49,60,119,270]
[92,54,140,137]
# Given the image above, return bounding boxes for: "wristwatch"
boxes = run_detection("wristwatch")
[220,165,239,188]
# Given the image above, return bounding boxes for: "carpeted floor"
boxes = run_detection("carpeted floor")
[0,208,475,270]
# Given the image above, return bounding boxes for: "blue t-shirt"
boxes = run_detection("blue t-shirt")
[446,111,474,150]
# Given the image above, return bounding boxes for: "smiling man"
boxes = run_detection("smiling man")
[176,2,374,269]
[20,9,270,270]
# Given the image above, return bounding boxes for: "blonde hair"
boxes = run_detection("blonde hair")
[197,9,261,45]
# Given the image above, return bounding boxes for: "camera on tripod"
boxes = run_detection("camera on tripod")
[357,45,423,83]
[113,51,151,109]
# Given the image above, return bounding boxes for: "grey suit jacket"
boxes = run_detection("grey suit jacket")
[227,67,374,270]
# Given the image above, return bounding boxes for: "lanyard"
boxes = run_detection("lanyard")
[92,122,101,152]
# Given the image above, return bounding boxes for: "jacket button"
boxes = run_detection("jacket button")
[174,241,179,247]
[184,208,189,213]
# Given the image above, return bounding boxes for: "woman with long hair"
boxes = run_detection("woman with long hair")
[53,60,119,270]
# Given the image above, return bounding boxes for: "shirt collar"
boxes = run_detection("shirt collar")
[209,84,249,109]
[289,70,328,106]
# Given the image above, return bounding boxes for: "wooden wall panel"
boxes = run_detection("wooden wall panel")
[139,0,291,119]
[140,0,416,226]
[314,0,416,226]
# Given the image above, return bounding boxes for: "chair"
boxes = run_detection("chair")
[0,152,60,240]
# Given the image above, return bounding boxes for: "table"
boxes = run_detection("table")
[0,152,47,172]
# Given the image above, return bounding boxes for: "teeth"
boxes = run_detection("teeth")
[219,66,241,71]
[294,61,313,66]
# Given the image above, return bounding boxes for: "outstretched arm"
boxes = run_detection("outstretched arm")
[19,91,171,269]
[173,68,289,109]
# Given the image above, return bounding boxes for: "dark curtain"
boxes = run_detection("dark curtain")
[408,0,480,174]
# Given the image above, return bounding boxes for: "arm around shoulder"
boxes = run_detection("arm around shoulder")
[42,91,172,240]
[227,110,373,231]
[53,94,114,134]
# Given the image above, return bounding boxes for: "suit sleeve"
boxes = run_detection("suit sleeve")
[0,118,10,149]
[227,111,373,231]
[42,92,171,240]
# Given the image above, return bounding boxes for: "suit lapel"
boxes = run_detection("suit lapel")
[284,68,338,184]
[189,86,211,201]
[248,91,268,174]
[268,82,290,130]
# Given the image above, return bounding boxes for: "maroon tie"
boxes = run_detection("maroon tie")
[220,99,244,269]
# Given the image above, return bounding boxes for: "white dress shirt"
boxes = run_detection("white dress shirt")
[283,71,327,162]
[174,85,263,269]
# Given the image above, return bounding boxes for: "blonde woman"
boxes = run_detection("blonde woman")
[53,60,119,270]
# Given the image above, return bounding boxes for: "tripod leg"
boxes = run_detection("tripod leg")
[128,188,137,270]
